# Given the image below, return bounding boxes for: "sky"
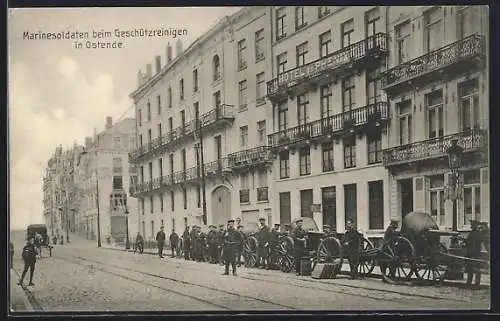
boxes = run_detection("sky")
[8,6,242,230]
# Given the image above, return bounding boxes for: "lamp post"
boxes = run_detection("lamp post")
[446,139,464,231]
[125,208,130,250]
[195,109,208,226]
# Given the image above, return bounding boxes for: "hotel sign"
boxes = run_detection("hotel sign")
[268,50,352,95]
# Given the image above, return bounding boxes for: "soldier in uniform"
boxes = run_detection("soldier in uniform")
[190,226,197,261]
[217,225,225,265]
[291,218,307,275]
[195,226,204,262]
[267,223,281,270]
[342,219,363,279]
[465,219,484,287]
[207,225,218,263]
[134,232,144,254]
[383,219,401,244]
[256,217,270,268]
[169,229,179,258]
[235,225,245,266]
[182,226,191,260]
[18,236,37,286]
[155,226,166,258]
[282,224,291,236]
[222,219,242,276]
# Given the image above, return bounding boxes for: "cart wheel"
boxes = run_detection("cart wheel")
[313,237,343,278]
[379,236,416,284]
[357,238,376,277]
[243,236,258,268]
[278,236,295,273]
[414,244,448,284]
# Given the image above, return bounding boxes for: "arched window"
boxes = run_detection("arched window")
[213,55,220,81]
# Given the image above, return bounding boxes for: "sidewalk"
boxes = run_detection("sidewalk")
[10,269,33,312]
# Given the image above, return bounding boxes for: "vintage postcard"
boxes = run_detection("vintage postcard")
[8,6,490,313]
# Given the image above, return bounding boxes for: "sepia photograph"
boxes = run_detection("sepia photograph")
[8,5,490,313]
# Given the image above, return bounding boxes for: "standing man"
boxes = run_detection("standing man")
[236,225,245,266]
[222,219,242,276]
[256,217,270,268]
[217,225,225,265]
[465,220,484,287]
[135,232,144,254]
[155,226,166,258]
[342,219,363,279]
[383,219,401,244]
[291,218,307,276]
[182,226,191,260]
[169,229,179,258]
[18,237,37,286]
[189,225,197,261]
[267,223,281,270]
[207,225,218,264]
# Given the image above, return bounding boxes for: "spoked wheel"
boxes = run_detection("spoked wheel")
[268,247,281,270]
[414,245,449,284]
[379,236,417,284]
[357,238,377,277]
[243,236,258,268]
[202,245,211,262]
[313,237,343,278]
[278,236,295,273]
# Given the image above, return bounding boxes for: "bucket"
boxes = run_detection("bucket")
[300,257,311,276]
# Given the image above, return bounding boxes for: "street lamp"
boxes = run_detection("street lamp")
[125,208,130,250]
[446,139,464,231]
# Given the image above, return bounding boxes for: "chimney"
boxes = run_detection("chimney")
[85,137,93,149]
[166,43,172,63]
[137,70,143,87]
[155,55,161,74]
[146,64,152,78]
[175,39,183,58]
[105,116,113,130]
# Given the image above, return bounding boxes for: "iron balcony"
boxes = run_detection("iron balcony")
[266,33,388,100]
[227,146,272,172]
[382,34,485,96]
[382,129,488,168]
[129,105,235,164]
[268,101,388,151]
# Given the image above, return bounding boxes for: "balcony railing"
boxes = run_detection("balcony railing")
[267,33,387,97]
[382,129,487,167]
[228,146,272,170]
[257,187,269,202]
[382,34,485,90]
[239,189,250,203]
[129,105,235,163]
[268,101,388,148]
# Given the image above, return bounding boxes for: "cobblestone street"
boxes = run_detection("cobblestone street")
[10,231,490,312]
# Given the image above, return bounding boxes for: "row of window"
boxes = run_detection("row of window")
[279,132,382,179]
[237,72,267,110]
[397,78,480,145]
[138,186,202,215]
[278,180,384,231]
[276,72,382,132]
[236,28,266,71]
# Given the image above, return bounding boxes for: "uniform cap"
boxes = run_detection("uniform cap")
[227,219,235,223]
[296,218,303,223]
[209,225,215,228]
[274,223,280,226]
[237,225,244,229]
[323,224,331,229]
[219,224,224,228]
[469,219,481,225]
[346,219,353,224]
[390,219,399,224]
[259,217,266,221]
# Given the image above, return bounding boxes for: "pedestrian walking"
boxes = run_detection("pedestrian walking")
[18,237,38,286]
[256,217,270,268]
[465,220,484,287]
[10,242,14,269]
[182,226,191,260]
[169,229,179,258]
[134,232,144,254]
[291,219,307,275]
[155,226,166,258]
[222,219,242,276]
[342,219,363,279]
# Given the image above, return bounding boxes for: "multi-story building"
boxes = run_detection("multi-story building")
[43,146,63,236]
[76,117,139,243]
[129,7,274,240]
[267,6,391,244]
[381,6,489,235]
[129,6,489,244]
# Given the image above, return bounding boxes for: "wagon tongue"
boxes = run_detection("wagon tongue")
[426,229,460,236]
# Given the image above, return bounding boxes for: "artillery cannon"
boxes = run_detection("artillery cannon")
[377,211,490,285]
[241,221,261,267]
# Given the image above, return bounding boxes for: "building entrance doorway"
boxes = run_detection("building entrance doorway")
[211,185,231,226]
[399,179,413,218]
